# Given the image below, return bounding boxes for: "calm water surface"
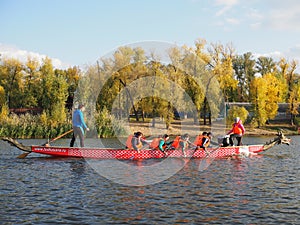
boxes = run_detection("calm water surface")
[0,136,299,224]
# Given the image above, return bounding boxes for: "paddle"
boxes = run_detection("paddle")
[17,152,31,159]
[17,129,73,159]
[198,145,220,172]
[41,129,73,146]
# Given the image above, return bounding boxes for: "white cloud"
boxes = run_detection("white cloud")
[285,45,300,63]
[0,44,70,69]
[250,22,261,29]
[253,51,283,60]
[225,17,240,25]
[212,0,300,32]
[258,0,300,31]
[214,0,239,16]
[246,8,264,21]
[215,0,239,7]
[268,9,300,31]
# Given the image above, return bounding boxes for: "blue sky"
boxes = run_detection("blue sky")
[1,0,300,69]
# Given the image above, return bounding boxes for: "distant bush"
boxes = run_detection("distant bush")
[294,116,300,127]
[0,106,72,139]
[226,106,248,125]
[94,107,127,138]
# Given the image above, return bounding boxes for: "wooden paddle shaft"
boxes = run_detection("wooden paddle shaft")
[42,129,73,146]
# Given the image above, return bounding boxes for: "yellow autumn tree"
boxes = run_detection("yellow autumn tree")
[263,73,285,121]
[208,43,238,102]
[0,85,5,109]
[250,77,268,127]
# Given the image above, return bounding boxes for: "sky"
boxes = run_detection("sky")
[1,0,300,69]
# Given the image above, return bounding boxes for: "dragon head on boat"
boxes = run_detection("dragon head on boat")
[1,137,31,152]
[263,130,291,151]
[276,130,291,145]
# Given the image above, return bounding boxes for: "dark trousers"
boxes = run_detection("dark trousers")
[229,134,242,146]
[70,127,85,147]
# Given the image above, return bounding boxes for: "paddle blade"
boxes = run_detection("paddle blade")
[17,152,30,159]
[198,147,219,171]
[198,158,214,171]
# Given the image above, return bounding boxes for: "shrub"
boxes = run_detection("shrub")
[226,106,248,125]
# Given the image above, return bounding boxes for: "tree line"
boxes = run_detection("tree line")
[0,38,300,138]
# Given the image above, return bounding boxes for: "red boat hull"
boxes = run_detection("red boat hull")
[31,145,265,160]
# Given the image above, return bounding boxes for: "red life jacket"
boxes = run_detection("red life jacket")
[171,136,181,149]
[150,137,160,149]
[194,135,204,146]
[126,135,133,149]
[194,135,210,148]
[232,123,242,135]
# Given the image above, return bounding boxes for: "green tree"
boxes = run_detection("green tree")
[232,52,256,102]
[180,43,207,124]
[56,66,80,111]
[0,58,23,108]
[23,57,41,107]
[279,58,300,125]
[208,42,238,102]
[256,56,277,76]
[39,57,68,123]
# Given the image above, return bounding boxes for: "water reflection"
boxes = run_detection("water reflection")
[69,159,87,176]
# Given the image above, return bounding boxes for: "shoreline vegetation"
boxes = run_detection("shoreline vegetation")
[0,115,298,140]
[128,119,298,138]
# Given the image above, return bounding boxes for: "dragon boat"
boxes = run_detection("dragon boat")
[1,131,291,160]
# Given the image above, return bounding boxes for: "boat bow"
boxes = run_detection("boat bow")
[1,137,32,152]
[262,131,291,151]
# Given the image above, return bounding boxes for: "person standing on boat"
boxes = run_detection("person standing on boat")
[70,104,89,147]
[227,117,245,146]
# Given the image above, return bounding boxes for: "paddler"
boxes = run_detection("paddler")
[126,132,148,153]
[193,131,210,150]
[170,135,181,150]
[227,117,245,146]
[179,133,190,157]
[158,134,173,154]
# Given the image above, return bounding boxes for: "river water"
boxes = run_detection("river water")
[0,136,299,224]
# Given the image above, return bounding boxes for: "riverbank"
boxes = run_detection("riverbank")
[128,119,298,137]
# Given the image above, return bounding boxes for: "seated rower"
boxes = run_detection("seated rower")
[126,132,148,153]
[179,133,190,157]
[194,131,210,150]
[170,135,181,150]
[149,135,162,150]
[158,134,173,154]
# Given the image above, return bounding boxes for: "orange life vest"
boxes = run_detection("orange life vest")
[150,137,160,149]
[194,135,210,148]
[171,136,181,149]
[232,123,242,135]
[194,135,204,146]
[126,135,133,149]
